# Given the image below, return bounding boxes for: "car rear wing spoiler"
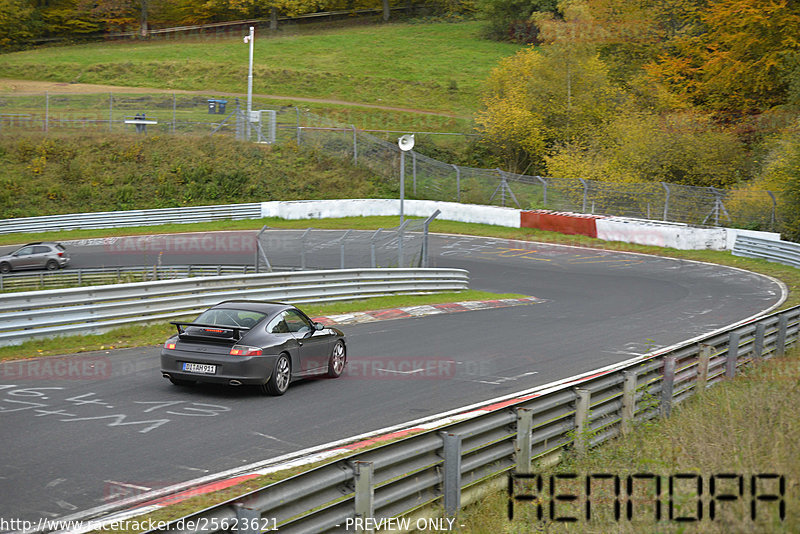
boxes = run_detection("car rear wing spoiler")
[171,321,251,342]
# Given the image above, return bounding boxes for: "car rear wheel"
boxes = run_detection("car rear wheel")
[0,263,10,274]
[327,341,346,378]
[261,353,291,396]
[45,260,59,271]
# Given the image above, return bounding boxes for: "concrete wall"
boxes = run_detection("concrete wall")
[261,199,521,228]
[260,199,779,251]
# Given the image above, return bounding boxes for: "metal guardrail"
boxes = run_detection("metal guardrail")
[0,203,262,235]
[0,264,258,292]
[130,304,799,534]
[733,235,800,269]
[0,268,469,346]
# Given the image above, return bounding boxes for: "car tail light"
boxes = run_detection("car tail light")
[164,341,177,350]
[57,252,64,257]
[230,345,262,356]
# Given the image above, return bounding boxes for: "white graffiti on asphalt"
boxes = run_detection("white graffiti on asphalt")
[0,386,231,433]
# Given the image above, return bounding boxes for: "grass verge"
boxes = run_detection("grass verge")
[454,345,800,533]
[0,290,528,363]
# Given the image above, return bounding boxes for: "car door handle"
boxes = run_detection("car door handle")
[297,341,303,346]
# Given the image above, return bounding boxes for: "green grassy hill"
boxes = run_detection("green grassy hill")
[0,133,394,218]
[0,21,521,119]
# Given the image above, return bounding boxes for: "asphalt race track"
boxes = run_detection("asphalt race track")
[0,231,784,524]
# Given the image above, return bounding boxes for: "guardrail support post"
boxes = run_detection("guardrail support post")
[234,503,260,534]
[440,431,462,517]
[352,460,374,534]
[515,408,533,474]
[753,323,766,363]
[776,315,788,357]
[661,355,676,418]
[697,344,711,393]
[726,332,740,378]
[573,388,591,455]
[621,371,637,436]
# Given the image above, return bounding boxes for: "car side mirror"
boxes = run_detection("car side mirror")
[314,322,324,331]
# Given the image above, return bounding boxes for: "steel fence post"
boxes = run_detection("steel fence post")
[697,344,711,392]
[726,332,740,378]
[440,432,462,517]
[535,176,547,206]
[109,92,113,132]
[621,370,637,436]
[295,107,300,144]
[515,408,533,474]
[254,241,259,273]
[579,178,588,213]
[661,182,670,221]
[340,229,352,269]
[573,388,591,454]
[660,355,676,418]
[172,93,176,134]
[300,228,312,270]
[451,164,460,203]
[234,503,260,534]
[767,191,777,230]
[397,221,409,268]
[370,229,382,268]
[753,322,766,363]
[776,314,788,357]
[352,124,358,165]
[412,151,417,197]
[352,461,374,534]
[44,92,49,133]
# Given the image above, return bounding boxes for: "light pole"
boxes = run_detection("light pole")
[397,134,415,223]
[244,26,255,140]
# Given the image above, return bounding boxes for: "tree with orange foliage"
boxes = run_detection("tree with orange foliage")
[645,0,800,112]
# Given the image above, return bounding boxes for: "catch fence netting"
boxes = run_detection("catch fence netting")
[0,92,783,232]
[256,216,436,271]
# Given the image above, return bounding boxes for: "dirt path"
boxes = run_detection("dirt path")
[0,78,464,118]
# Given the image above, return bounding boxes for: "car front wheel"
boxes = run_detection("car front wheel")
[327,341,346,378]
[261,353,291,396]
[0,263,10,274]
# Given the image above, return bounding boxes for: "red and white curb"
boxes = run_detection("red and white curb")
[312,297,544,326]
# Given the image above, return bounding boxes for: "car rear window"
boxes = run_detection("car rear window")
[55,244,66,252]
[194,309,266,328]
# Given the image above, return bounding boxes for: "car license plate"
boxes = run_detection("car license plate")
[183,362,216,374]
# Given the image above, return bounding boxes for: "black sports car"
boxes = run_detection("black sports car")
[160,301,346,395]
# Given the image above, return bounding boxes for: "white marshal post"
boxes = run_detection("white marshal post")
[244,26,255,140]
[397,134,415,223]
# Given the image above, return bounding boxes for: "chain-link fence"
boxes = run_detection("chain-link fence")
[291,108,781,232]
[0,92,783,232]
[255,211,439,271]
